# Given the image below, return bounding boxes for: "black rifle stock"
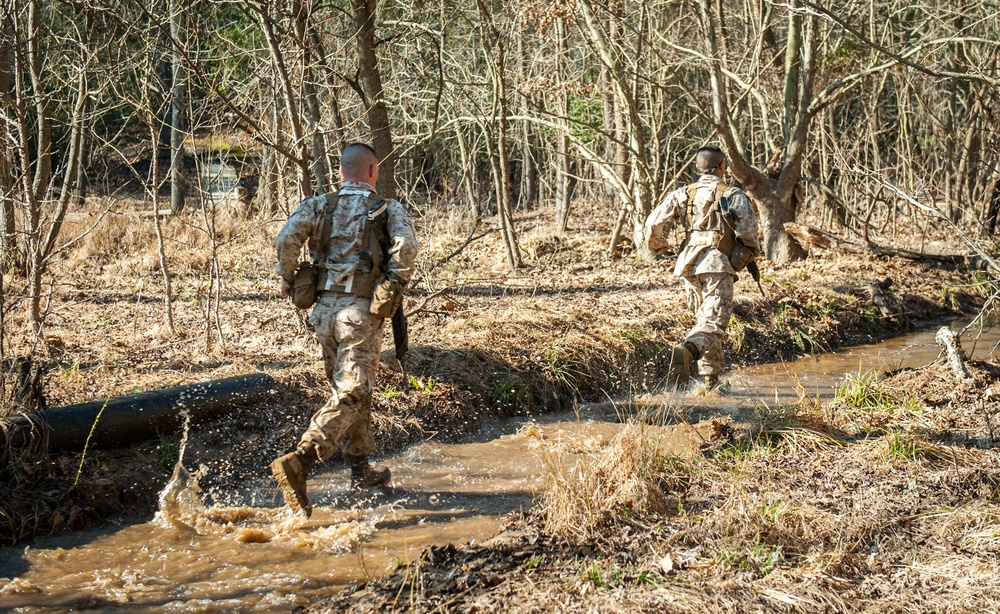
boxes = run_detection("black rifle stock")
[392,305,408,361]
[747,260,765,297]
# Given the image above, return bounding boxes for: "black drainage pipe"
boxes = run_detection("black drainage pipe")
[0,374,278,455]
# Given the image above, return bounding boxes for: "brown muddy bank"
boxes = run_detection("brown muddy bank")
[0,200,985,546]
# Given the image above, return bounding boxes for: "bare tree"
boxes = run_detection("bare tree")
[696,0,809,263]
[0,10,17,271]
[351,0,398,199]
[4,0,93,330]
[168,0,186,214]
[476,0,522,269]
[578,0,654,253]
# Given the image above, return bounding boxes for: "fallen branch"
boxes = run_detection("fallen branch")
[405,287,456,318]
[935,327,974,383]
[861,171,1000,274]
[410,218,493,291]
[429,216,484,274]
[783,222,965,265]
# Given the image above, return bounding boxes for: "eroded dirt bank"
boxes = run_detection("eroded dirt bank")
[0,199,986,547]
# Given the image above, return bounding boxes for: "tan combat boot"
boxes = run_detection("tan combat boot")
[346,455,391,489]
[271,443,318,517]
[666,343,698,390]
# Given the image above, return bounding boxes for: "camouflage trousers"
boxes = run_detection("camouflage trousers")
[299,293,384,461]
[680,272,735,378]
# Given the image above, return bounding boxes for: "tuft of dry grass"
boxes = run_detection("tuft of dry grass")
[60,198,278,277]
[541,422,694,541]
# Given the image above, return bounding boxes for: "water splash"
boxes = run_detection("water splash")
[154,409,202,534]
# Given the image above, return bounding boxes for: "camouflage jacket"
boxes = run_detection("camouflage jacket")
[644,174,760,277]
[275,181,419,289]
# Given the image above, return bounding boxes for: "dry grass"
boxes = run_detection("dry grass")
[58,198,278,278]
[332,362,1000,612]
[542,422,694,541]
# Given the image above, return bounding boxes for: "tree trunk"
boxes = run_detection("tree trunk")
[598,9,630,253]
[257,5,311,198]
[578,0,651,253]
[168,0,186,214]
[71,125,89,207]
[495,66,521,269]
[699,0,807,263]
[308,27,348,153]
[351,0,397,199]
[259,98,279,212]
[782,0,801,144]
[554,18,571,233]
[294,0,330,193]
[456,128,482,218]
[757,189,804,262]
[475,0,521,269]
[0,22,15,270]
[42,20,90,258]
[149,113,176,334]
[25,0,49,328]
[516,28,538,210]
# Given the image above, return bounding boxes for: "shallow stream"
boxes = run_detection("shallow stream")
[2,322,998,612]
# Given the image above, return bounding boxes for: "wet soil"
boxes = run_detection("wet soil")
[324,356,1000,614]
[0,198,992,609]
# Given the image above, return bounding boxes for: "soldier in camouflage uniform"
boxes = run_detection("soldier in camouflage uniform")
[644,145,760,390]
[271,143,419,516]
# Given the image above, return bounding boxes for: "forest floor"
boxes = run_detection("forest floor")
[0,197,995,610]
[322,358,1000,613]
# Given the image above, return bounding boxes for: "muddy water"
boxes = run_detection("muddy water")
[1,323,998,612]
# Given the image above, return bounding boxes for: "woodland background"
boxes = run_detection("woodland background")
[2,0,1000,408]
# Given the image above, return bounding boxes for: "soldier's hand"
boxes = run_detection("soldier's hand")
[280,279,292,297]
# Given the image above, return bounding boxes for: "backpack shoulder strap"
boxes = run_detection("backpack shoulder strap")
[686,183,698,205]
[715,182,732,216]
[365,193,391,245]
[311,191,339,263]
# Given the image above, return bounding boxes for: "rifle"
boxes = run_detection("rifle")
[392,305,408,361]
[721,196,764,299]
[747,260,765,298]
[369,198,410,364]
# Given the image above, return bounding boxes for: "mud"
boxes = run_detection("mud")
[326,355,1000,614]
[0,411,712,612]
[3,325,997,612]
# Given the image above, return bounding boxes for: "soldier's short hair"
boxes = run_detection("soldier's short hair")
[341,142,379,177]
[695,145,726,174]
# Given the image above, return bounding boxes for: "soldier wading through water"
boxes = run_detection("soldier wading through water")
[272,142,419,517]
[644,145,761,391]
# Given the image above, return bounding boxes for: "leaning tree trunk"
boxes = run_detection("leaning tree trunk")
[352,0,397,199]
[24,0,51,328]
[293,0,330,193]
[699,0,810,264]
[257,4,312,198]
